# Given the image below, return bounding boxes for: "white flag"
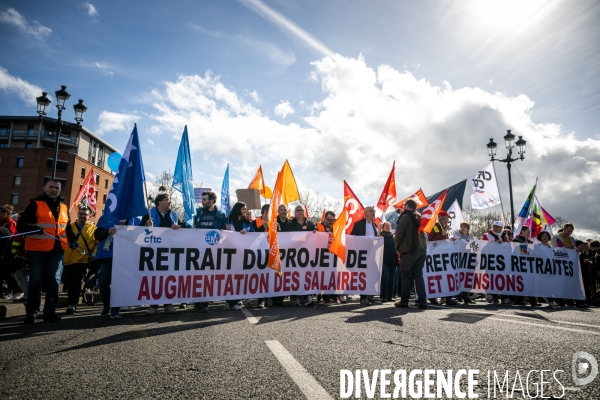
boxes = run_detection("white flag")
[470,162,501,209]
[447,199,465,232]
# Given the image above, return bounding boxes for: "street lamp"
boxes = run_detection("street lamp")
[486,130,527,228]
[36,86,87,179]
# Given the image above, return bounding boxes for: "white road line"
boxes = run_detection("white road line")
[427,305,600,329]
[426,307,600,335]
[265,340,334,400]
[241,307,259,324]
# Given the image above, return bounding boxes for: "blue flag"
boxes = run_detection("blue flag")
[173,125,195,225]
[97,124,148,229]
[221,164,231,217]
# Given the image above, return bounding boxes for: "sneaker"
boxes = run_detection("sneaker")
[485,294,494,303]
[418,303,428,310]
[24,314,36,324]
[12,292,24,300]
[294,298,301,306]
[179,303,187,309]
[1,293,13,300]
[164,305,177,314]
[339,295,347,303]
[257,301,265,309]
[470,294,480,301]
[224,303,232,310]
[367,296,376,304]
[324,300,331,304]
[43,313,62,323]
[394,301,409,308]
[360,298,370,305]
[305,301,316,308]
[428,298,439,305]
[446,298,458,306]
[110,313,121,319]
[548,300,556,308]
[334,297,341,304]
[199,307,209,313]
[66,305,75,315]
[232,304,242,310]
[146,307,158,315]
[503,298,513,305]
[101,307,110,316]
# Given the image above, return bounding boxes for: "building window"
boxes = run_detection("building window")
[11,193,18,206]
[25,142,33,148]
[81,167,86,178]
[94,174,100,185]
[13,175,21,187]
[15,156,24,168]
[103,193,107,203]
[45,158,69,172]
[0,144,7,149]
[104,178,108,188]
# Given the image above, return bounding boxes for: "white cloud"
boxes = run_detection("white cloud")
[147,139,155,146]
[144,55,600,234]
[81,2,99,17]
[239,0,335,57]
[94,62,113,77]
[274,100,295,118]
[0,66,46,106]
[246,89,262,104]
[96,111,141,135]
[0,8,51,39]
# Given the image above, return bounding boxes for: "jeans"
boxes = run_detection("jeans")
[26,251,64,316]
[393,266,401,297]
[380,263,398,299]
[98,258,120,314]
[17,268,29,298]
[399,250,427,305]
[63,263,87,307]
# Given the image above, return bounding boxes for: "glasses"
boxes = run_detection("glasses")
[326,218,335,222]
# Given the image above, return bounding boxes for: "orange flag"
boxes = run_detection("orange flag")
[393,188,429,209]
[248,165,273,198]
[329,208,348,263]
[320,208,326,222]
[418,190,448,234]
[280,160,300,205]
[377,161,397,213]
[343,181,364,234]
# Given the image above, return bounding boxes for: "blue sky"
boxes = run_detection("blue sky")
[1,1,599,235]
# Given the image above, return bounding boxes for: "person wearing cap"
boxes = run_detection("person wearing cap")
[427,211,458,306]
[482,221,511,305]
[483,221,510,243]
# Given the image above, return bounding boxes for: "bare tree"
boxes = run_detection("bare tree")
[146,170,203,220]
[292,189,342,223]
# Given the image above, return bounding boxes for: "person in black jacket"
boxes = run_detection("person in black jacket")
[379,222,398,302]
[350,206,379,305]
[283,205,316,306]
[512,226,536,306]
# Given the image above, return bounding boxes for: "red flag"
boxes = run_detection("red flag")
[73,167,97,213]
[393,188,429,210]
[418,190,448,234]
[377,161,397,212]
[343,181,364,234]
[304,205,309,219]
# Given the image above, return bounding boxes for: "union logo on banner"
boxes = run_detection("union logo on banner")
[519,245,529,255]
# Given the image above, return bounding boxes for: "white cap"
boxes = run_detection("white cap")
[492,221,503,227]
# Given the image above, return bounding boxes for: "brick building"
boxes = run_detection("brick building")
[0,116,119,223]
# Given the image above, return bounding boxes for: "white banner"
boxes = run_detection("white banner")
[424,240,585,300]
[447,199,465,237]
[470,162,501,209]
[112,227,383,306]
[194,187,214,203]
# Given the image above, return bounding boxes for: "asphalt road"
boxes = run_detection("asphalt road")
[1,296,599,399]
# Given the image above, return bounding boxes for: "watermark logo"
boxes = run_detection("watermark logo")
[205,230,221,246]
[572,351,598,386]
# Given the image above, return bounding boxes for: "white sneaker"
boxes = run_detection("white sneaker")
[339,295,348,303]
[293,297,301,306]
[12,292,24,300]
[164,305,177,314]
[146,307,158,315]
[306,295,313,303]
[360,298,370,305]
[233,305,242,310]
[503,298,513,305]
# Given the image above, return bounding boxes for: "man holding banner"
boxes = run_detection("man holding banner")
[351,206,379,305]
[394,200,428,310]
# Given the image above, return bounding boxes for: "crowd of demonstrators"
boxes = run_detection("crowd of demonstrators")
[4,184,598,324]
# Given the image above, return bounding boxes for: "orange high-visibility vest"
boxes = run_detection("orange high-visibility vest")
[25,201,68,251]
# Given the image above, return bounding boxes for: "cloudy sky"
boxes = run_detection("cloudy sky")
[1,1,599,236]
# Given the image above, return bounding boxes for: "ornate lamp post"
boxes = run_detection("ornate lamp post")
[486,130,527,228]
[36,86,87,179]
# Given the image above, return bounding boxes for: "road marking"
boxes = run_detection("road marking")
[241,307,259,324]
[427,307,600,335]
[427,305,600,329]
[265,340,334,400]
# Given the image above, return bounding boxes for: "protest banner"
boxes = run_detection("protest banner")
[111,227,384,306]
[424,239,585,299]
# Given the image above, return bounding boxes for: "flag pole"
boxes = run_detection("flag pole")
[492,161,508,228]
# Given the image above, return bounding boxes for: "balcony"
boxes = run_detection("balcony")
[11,129,37,138]
[40,130,77,146]
[0,128,10,137]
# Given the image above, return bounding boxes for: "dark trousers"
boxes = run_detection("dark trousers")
[400,250,427,305]
[98,258,120,314]
[0,258,23,293]
[63,263,88,307]
[26,251,64,316]
[381,263,398,299]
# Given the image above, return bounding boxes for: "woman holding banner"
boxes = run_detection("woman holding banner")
[225,202,254,310]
